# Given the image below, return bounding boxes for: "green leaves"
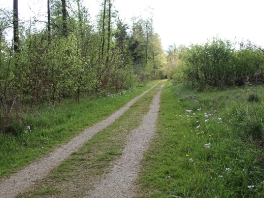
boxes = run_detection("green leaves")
[174,38,264,90]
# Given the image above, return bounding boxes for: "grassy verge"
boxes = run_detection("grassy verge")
[136,82,264,198]
[0,81,158,179]
[17,84,162,198]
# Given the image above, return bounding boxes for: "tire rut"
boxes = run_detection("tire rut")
[85,84,164,198]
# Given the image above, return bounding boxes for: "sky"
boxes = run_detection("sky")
[1,0,264,50]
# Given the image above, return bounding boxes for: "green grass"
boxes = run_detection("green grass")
[136,82,264,198]
[17,84,163,198]
[0,81,158,179]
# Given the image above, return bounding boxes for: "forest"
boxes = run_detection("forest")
[0,0,166,134]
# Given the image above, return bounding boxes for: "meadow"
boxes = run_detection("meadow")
[136,81,264,197]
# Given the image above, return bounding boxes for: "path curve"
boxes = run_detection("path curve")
[85,84,164,198]
[0,84,157,198]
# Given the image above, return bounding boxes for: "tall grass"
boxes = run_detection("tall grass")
[136,82,264,198]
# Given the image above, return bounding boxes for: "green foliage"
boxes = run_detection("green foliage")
[0,82,156,178]
[0,0,166,134]
[172,38,264,91]
[136,82,264,198]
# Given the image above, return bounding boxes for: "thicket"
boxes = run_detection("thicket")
[0,0,166,135]
[171,38,264,91]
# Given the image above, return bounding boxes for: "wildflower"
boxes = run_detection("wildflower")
[205,119,208,122]
[193,113,195,115]
[204,114,209,118]
[218,118,222,121]
[196,125,200,129]
[247,185,255,189]
[197,107,202,111]
[218,175,223,178]
[27,126,31,132]
[204,143,211,148]
[189,158,194,162]
[186,110,192,113]
[226,168,231,172]
[186,154,189,157]
[201,131,204,134]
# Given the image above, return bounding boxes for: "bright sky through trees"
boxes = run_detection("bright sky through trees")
[1,0,263,50]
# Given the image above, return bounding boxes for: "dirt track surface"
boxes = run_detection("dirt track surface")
[0,84,163,198]
[85,85,163,198]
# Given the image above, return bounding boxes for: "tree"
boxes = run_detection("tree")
[61,0,68,37]
[13,0,19,53]
[47,0,51,41]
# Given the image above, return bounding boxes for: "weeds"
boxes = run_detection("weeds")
[136,82,264,198]
[0,81,157,179]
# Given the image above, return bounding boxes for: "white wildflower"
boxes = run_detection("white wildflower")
[218,175,223,178]
[204,143,211,148]
[226,168,231,172]
[218,118,222,121]
[196,125,200,129]
[205,119,209,122]
[189,158,194,162]
[204,114,209,118]
[27,126,31,132]
[197,107,202,111]
[247,185,254,189]
[186,110,192,113]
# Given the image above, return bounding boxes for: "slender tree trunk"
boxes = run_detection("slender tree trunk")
[61,0,68,37]
[101,0,107,58]
[106,1,111,66]
[47,0,51,41]
[145,24,148,66]
[13,0,19,53]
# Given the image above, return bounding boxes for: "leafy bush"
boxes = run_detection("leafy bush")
[173,38,264,91]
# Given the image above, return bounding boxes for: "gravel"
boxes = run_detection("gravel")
[85,84,164,198]
[0,84,157,198]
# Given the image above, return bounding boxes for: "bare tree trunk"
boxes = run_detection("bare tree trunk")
[13,0,19,53]
[145,24,148,66]
[101,0,107,58]
[61,0,67,37]
[106,1,111,66]
[47,0,51,41]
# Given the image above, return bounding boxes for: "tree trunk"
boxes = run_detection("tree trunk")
[47,0,51,41]
[13,0,19,53]
[106,1,111,66]
[145,23,148,66]
[101,0,107,58]
[61,0,68,37]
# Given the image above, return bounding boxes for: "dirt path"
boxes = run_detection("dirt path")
[0,84,157,198]
[85,84,164,198]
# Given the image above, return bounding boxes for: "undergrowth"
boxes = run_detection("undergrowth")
[0,81,157,179]
[136,82,264,198]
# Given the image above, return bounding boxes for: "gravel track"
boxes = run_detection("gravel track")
[85,84,164,198]
[0,84,157,198]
